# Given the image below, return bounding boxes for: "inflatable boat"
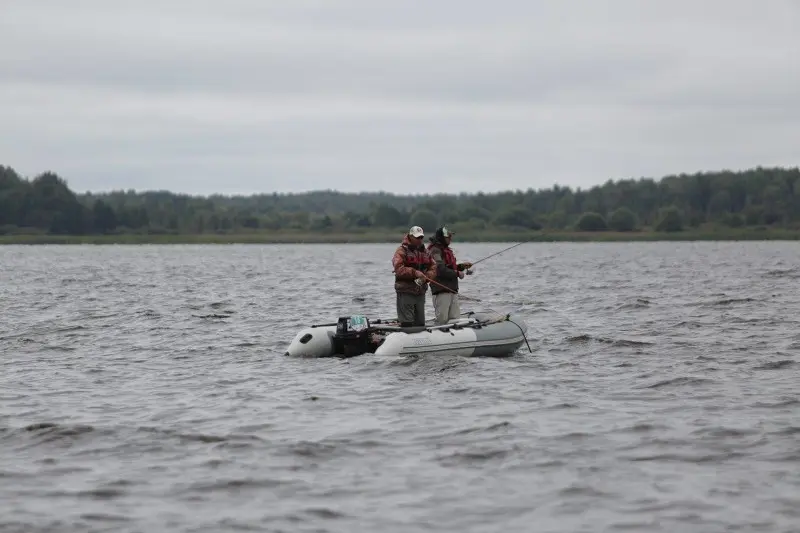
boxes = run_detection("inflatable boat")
[284,310,531,358]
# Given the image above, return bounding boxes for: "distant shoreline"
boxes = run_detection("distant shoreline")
[2,227,799,244]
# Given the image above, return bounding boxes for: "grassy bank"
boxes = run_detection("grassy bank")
[2,226,800,244]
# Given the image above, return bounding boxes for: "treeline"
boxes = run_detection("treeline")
[1,163,800,235]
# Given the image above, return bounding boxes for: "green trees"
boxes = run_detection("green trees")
[0,166,27,227]
[0,164,799,235]
[575,212,607,231]
[92,200,118,234]
[493,206,542,229]
[608,207,638,231]
[371,203,407,228]
[655,206,683,232]
[409,208,438,232]
[26,172,91,234]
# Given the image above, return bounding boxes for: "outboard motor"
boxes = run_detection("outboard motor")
[333,315,371,357]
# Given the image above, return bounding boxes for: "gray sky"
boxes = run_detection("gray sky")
[1,0,798,196]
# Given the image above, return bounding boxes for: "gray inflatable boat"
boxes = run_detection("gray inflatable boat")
[284,310,531,358]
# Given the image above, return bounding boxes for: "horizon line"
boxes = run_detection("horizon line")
[4,163,799,199]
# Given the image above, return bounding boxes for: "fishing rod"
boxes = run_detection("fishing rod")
[390,269,482,301]
[390,231,544,297]
[421,275,481,302]
[466,234,544,268]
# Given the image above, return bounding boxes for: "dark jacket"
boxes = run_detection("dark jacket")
[426,239,461,295]
[392,235,437,295]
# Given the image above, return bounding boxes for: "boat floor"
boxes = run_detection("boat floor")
[372,316,501,334]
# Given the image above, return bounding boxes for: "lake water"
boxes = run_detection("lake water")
[1,241,799,533]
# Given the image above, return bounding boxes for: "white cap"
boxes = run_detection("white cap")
[408,225,424,238]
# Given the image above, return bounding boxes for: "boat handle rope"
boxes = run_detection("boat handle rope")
[448,312,532,354]
[504,313,532,353]
[465,314,532,353]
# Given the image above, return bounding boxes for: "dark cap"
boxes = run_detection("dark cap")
[435,226,454,241]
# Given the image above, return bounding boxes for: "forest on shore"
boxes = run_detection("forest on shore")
[2,163,800,242]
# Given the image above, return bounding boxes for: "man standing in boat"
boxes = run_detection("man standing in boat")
[427,226,473,324]
[392,226,438,327]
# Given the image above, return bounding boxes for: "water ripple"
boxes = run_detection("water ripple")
[1,241,799,533]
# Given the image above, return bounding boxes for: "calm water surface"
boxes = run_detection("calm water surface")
[1,242,799,533]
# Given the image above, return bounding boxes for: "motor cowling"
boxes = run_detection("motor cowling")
[333,315,371,357]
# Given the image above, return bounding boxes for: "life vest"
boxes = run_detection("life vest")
[429,243,458,271]
[403,245,430,271]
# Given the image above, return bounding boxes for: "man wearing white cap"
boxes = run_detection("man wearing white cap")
[391,226,438,327]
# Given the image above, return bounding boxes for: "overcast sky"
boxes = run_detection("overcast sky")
[1,0,798,196]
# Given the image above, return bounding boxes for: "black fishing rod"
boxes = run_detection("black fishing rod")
[467,237,539,268]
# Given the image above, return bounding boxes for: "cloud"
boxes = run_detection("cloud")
[1,0,798,195]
